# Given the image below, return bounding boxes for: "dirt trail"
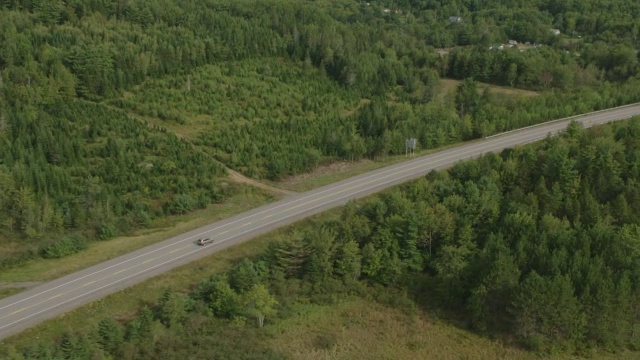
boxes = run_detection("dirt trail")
[227,169,295,195]
[117,106,295,196]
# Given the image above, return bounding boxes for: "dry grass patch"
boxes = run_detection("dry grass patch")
[0,287,22,299]
[439,79,539,99]
[275,159,379,192]
[228,169,294,195]
[172,121,212,140]
[436,48,452,56]
[269,299,536,360]
[340,98,371,117]
[132,111,211,141]
[273,138,484,192]
[268,298,637,360]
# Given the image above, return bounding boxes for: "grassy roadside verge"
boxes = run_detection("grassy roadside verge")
[0,186,279,289]
[0,288,22,299]
[272,140,483,193]
[1,211,333,349]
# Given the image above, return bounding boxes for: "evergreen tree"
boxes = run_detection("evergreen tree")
[96,317,124,356]
[511,272,585,351]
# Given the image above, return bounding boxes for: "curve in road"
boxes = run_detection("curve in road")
[1,103,640,340]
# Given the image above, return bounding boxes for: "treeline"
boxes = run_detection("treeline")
[6,120,639,358]
[399,0,640,45]
[446,43,639,89]
[0,101,231,268]
[3,0,640,102]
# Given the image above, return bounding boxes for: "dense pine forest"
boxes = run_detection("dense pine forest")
[1,0,640,357]
[4,120,639,359]
[2,0,640,265]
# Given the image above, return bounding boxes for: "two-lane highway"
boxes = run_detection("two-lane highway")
[1,103,640,340]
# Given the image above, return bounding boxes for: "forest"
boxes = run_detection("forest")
[0,99,235,267]
[1,0,640,357]
[2,0,640,261]
[3,119,638,359]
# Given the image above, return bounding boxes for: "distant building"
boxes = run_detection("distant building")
[550,28,561,36]
[449,16,462,23]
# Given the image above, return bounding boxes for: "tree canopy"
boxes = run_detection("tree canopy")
[5,119,640,358]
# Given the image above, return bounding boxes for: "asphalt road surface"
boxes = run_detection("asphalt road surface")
[1,103,640,340]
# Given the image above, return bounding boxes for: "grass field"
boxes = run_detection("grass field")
[438,79,539,100]
[268,298,637,360]
[269,299,538,360]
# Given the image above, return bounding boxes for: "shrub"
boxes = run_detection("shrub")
[97,223,118,241]
[40,236,88,259]
[168,194,196,215]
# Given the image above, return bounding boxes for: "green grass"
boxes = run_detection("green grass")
[268,299,532,360]
[0,186,278,287]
